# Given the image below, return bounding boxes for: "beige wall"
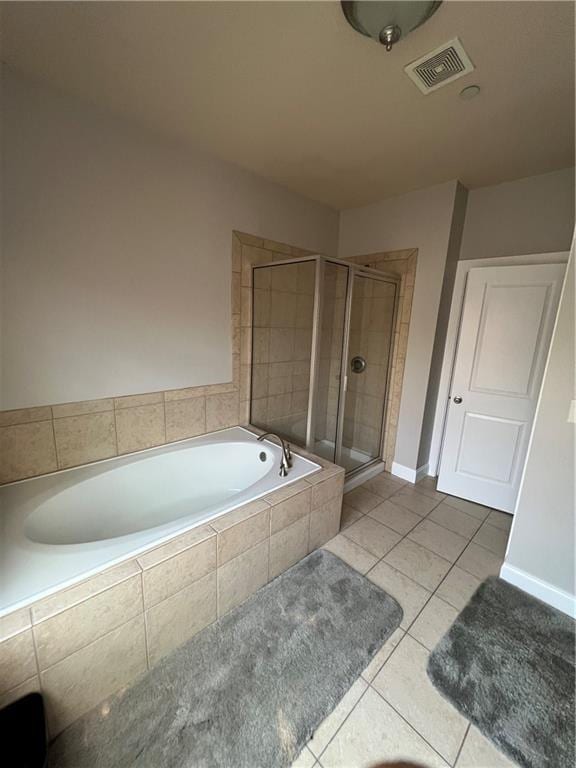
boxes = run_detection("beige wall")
[503,250,575,610]
[338,181,460,472]
[460,167,575,262]
[417,182,468,468]
[1,68,338,410]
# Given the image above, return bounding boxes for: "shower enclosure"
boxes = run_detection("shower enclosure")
[249,255,399,476]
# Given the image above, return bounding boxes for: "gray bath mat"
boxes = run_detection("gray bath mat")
[427,576,575,768]
[49,549,402,768]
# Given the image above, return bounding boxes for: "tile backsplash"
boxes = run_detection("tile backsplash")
[0,231,315,485]
[0,385,241,484]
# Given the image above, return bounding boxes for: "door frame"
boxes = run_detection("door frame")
[428,251,569,478]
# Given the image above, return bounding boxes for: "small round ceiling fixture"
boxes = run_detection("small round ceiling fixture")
[460,84,481,100]
[341,1,442,52]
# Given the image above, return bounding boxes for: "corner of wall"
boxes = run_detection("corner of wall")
[415,181,469,469]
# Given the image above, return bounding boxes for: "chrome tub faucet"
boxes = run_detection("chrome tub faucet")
[257,433,292,476]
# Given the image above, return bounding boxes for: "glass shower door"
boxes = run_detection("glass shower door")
[312,261,348,463]
[250,260,316,445]
[338,273,397,472]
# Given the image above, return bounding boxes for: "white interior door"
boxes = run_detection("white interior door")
[437,263,565,512]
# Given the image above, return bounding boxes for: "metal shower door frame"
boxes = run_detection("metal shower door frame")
[331,262,400,475]
[251,254,401,474]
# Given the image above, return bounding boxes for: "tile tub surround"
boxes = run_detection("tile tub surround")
[0,233,414,485]
[0,231,316,485]
[0,459,344,738]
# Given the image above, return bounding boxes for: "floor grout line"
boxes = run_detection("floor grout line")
[367,678,456,766]
[452,721,472,767]
[311,675,373,763]
[299,473,510,768]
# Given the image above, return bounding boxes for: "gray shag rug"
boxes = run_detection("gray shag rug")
[49,549,402,768]
[427,576,575,768]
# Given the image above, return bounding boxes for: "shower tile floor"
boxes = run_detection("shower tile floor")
[291,472,514,768]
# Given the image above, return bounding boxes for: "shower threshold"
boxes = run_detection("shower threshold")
[313,439,375,473]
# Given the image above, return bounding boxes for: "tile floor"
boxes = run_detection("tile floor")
[291,472,515,768]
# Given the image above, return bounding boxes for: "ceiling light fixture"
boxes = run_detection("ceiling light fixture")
[341,1,442,52]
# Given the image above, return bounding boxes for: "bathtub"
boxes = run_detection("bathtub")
[0,426,320,617]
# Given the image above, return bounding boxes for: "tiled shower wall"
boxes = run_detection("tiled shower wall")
[343,277,397,458]
[345,249,417,468]
[248,260,316,444]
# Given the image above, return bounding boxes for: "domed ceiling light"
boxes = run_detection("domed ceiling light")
[341,1,442,51]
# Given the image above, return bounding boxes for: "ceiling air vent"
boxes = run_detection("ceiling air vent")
[405,37,474,94]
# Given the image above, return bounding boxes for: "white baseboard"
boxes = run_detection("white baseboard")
[391,461,430,484]
[500,563,576,618]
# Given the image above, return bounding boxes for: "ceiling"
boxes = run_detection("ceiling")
[1,1,574,209]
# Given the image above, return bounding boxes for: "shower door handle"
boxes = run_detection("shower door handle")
[350,356,367,374]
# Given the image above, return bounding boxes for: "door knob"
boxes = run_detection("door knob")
[453,396,463,404]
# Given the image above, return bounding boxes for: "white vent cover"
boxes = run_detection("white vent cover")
[405,38,474,94]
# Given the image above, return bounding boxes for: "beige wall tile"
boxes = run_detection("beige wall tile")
[53,412,116,469]
[269,515,309,580]
[146,571,217,667]
[0,607,32,642]
[239,365,251,402]
[0,675,41,710]
[232,234,242,273]
[213,503,270,566]
[115,403,165,454]
[0,629,37,695]
[311,472,344,510]
[114,392,163,410]
[41,615,147,736]
[164,385,208,402]
[218,539,269,616]
[34,576,143,670]
[31,560,141,623]
[240,327,251,361]
[165,396,206,442]
[52,398,114,419]
[235,231,264,247]
[0,421,57,483]
[263,239,291,254]
[309,496,342,551]
[232,319,241,355]
[136,525,215,570]
[0,406,52,427]
[239,398,250,425]
[142,536,216,608]
[205,392,239,432]
[232,271,241,312]
[241,287,252,327]
[269,485,311,534]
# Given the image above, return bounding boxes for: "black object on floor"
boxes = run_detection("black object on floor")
[427,576,575,768]
[0,692,47,768]
[49,549,402,768]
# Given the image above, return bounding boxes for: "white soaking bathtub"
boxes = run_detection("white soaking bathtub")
[0,427,320,617]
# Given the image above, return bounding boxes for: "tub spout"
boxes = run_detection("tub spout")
[257,432,292,476]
